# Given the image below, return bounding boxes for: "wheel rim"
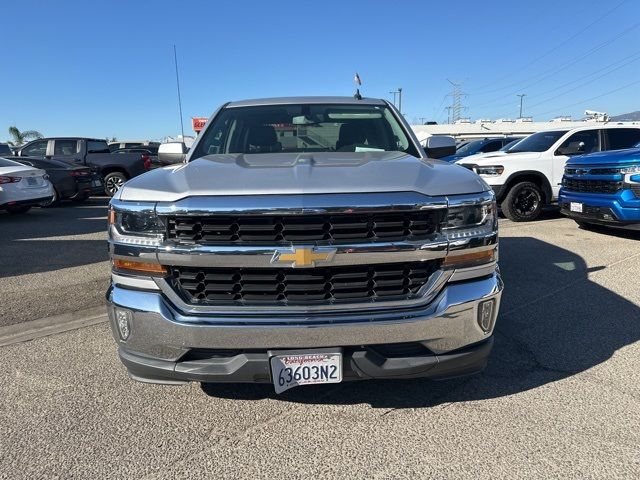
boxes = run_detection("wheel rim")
[512,187,540,217]
[105,176,124,195]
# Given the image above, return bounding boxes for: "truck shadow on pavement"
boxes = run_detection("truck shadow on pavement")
[202,235,640,407]
[0,197,109,278]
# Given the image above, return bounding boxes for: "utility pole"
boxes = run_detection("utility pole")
[447,79,465,123]
[517,94,526,118]
[398,87,402,114]
[418,117,427,124]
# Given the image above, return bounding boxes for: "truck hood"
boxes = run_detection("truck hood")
[116,151,489,202]
[459,151,542,166]
[566,148,640,166]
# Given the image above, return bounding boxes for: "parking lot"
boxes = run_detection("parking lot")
[0,203,638,479]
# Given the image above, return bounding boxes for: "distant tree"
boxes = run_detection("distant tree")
[7,126,43,146]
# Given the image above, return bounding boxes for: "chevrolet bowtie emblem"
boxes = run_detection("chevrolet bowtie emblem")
[272,247,336,268]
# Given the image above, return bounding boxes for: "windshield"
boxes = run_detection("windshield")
[191,103,418,160]
[500,139,522,152]
[455,140,483,156]
[508,130,567,153]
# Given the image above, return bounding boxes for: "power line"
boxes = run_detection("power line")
[528,79,640,117]
[468,0,629,94]
[485,50,640,116]
[469,20,640,109]
[524,53,640,111]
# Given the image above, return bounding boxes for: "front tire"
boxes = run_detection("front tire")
[104,172,127,197]
[501,181,544,222]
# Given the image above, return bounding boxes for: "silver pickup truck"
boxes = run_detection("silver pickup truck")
[106,96,503,393]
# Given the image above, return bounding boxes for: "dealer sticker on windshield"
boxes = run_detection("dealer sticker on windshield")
[269,350,342,394]
[570,202,583,213]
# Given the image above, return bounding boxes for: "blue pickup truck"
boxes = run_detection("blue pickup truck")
[559,146,640,230]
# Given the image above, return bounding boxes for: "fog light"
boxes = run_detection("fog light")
[115,308,132,340]
[477,299,495,333]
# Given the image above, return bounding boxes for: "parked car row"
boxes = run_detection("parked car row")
[12,137,153,196]
[0,157,54,213]
[1,137,163,214]
[455,125,640,224]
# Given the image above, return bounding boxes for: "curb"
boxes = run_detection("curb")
[0,305,108,347]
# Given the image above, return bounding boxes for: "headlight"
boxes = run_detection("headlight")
[474,165,504,176]
[443,196,497,240]
[108,201,164,245]
[619,165,640,174]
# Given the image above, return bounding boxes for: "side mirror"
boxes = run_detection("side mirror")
[158,142,188,165]
[556,141,585,156]
[424,135,456,159]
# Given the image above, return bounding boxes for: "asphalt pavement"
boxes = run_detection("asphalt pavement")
[0,197,110,327]
[0,204,639,479]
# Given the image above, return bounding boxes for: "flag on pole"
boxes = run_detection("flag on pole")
[354,72,361,86]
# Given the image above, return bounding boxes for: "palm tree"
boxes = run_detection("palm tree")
[7,126,43,146]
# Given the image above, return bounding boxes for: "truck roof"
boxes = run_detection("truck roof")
[226,96,387,108]
[31,137,107,142]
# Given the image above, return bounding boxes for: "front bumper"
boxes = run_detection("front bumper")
[0,195,54,208]
[106,269,503,384]
[559,189,640,229]
[73,177,104,197]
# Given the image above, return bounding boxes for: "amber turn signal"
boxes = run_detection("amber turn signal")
[112,259,167,275]
[442,249,495,268]
[108,209,116,225]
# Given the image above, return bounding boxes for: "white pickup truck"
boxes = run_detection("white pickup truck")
[458,125,640,221]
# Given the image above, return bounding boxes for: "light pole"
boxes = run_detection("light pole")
[517,94,526,118]
[398,88,402,114]
[389,90,398,106]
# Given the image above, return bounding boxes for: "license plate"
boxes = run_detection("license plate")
[27,177,37,186]
[92,180,102,187]
[270,350,342,394]
[570,202,583,213]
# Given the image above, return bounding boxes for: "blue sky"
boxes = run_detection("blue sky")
[2,0,639,141]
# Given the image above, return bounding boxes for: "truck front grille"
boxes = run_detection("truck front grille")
[166,210,444,245]
[562,178,622,194]
[170,261,440,306]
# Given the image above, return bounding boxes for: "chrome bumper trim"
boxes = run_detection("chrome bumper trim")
[107,269,503,359]
[112,273,160,291]
[156,236,449,267]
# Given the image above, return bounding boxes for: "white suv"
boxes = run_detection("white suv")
[458,125,640,221]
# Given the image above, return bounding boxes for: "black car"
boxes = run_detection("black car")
[13,157,103,204]
[441,137,523,162]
